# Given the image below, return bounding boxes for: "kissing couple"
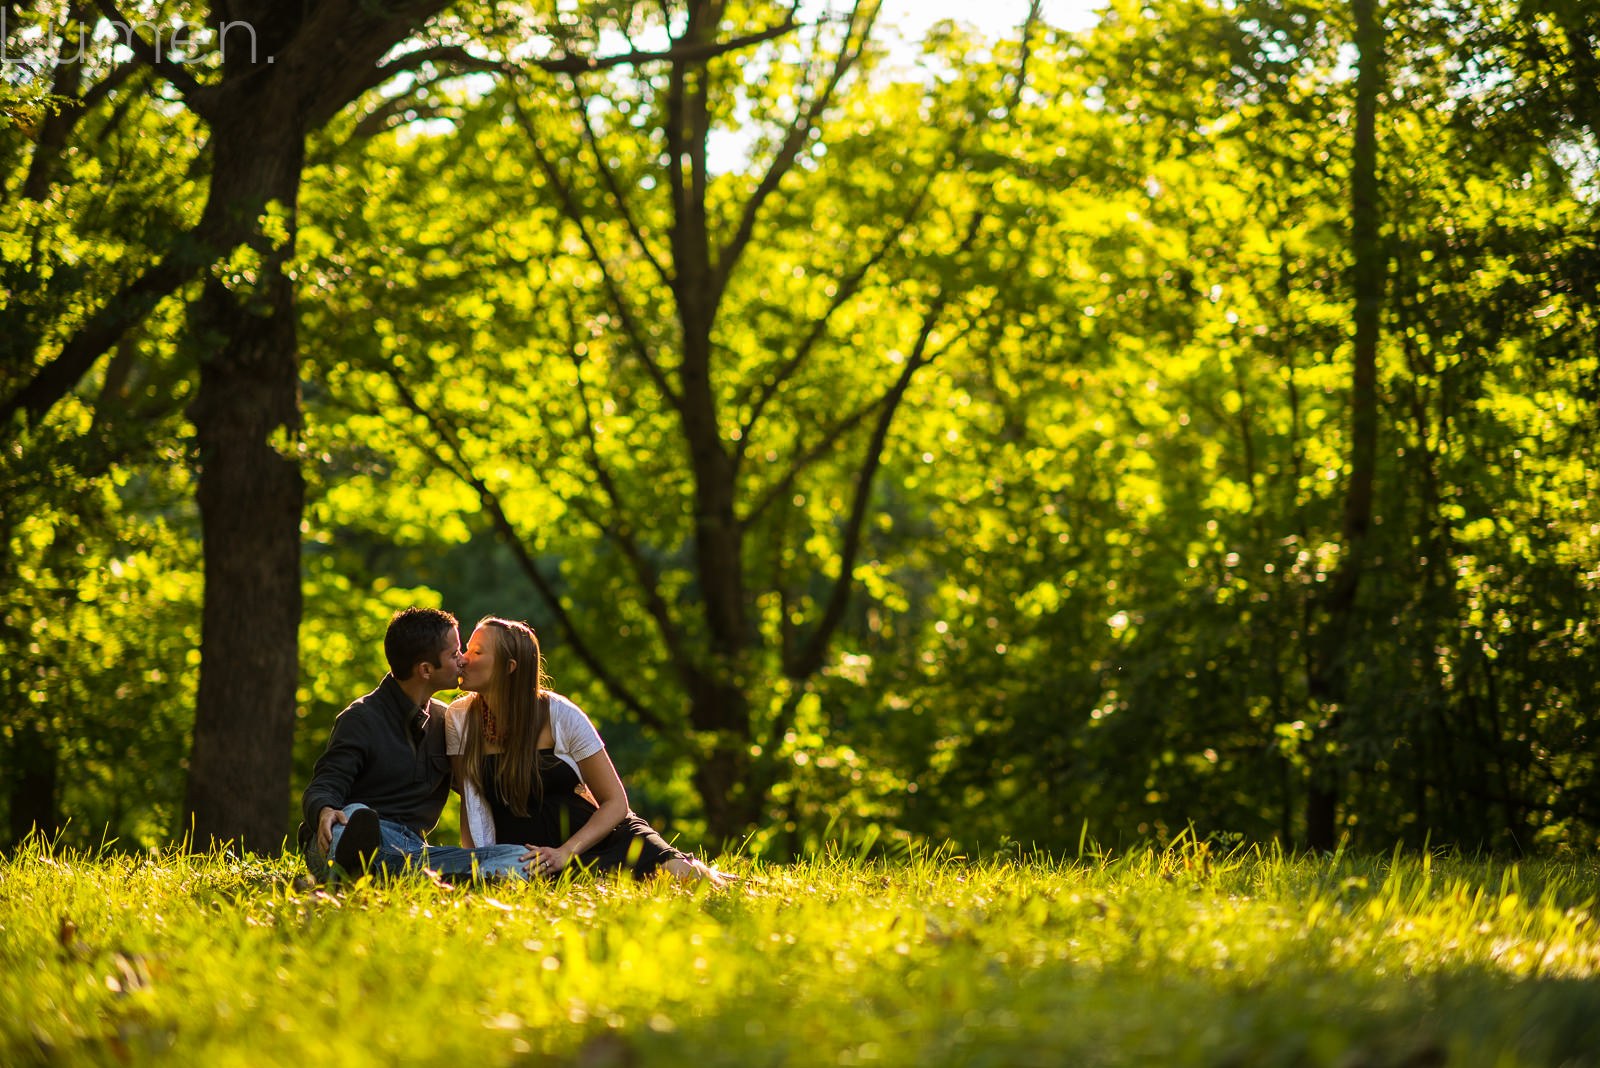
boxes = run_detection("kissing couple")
[300,607,731,887]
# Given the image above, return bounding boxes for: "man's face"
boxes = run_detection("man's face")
[431,630,464,693]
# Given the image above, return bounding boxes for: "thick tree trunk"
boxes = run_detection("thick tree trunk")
[7,722,59,845]
[175,0,456,853]
[1307,0,1385,852]
[180,91,306,853]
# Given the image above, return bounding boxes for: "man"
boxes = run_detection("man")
[300,606,532,882]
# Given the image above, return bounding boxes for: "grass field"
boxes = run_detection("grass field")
[3,836,1598,1066]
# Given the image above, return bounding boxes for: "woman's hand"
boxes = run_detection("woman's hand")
[520,844,571,877]
[516,749,630,877]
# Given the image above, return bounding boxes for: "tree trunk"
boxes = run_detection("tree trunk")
[180,89,306,854]
[691,744,759,845]
[3,0,458,853]
[175,0,458,853]
[1305,781,1338,853]
[1307,0,1385,852]
[7,721,59,845]
[687,679,766,843]
[0,500,59,844]
[670,1,757,842]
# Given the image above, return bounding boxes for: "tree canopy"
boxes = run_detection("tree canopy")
[4,0,1598,856]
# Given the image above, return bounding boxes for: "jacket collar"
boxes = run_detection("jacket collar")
[378,674,431,742]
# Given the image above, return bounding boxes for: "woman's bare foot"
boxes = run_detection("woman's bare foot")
[665,856,739,889]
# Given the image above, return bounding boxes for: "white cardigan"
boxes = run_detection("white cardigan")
[445,691,605,847]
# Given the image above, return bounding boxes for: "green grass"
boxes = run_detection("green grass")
[3,836,1599,1066]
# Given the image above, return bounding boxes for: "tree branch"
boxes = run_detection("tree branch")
[22,2,90,203]
[91,0,211,117]
[348,14,805,105]
[778,5,1038,676]
[1014,0,1043,108]
[348,44,512,105]
[567,74,671,287]
[506,89,683,412]
[733,171,938,469]
[1,239,206,437]
[533,16,801,74]
[350,98,458,140]
[560,317,696,686]
[784,355,925,680]
[715,0,875,290]
[788,214,988,679]
[384,370,669,734]
[79,59,142,122]
[741,390,886,529]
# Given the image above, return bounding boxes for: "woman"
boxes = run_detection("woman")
[445,616,729,886]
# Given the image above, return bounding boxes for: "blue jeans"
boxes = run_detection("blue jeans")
[309,803,532,883]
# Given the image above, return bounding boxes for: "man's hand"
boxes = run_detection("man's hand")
[519,844,570,877]
[316,806,348,854]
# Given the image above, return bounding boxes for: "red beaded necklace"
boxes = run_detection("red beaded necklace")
[481,706,500,745]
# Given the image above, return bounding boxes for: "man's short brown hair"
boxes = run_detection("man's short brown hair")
[384,607,458,680]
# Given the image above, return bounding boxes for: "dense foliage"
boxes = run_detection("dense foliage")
[2,0,1597,855]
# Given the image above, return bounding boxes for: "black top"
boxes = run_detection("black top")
[480,749,597,848]
[479,750,688,877]
[301,675,452,835]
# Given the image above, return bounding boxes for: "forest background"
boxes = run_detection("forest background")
[3,0,1597,862]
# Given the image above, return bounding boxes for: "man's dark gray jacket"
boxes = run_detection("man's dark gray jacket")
[301,674,452,835]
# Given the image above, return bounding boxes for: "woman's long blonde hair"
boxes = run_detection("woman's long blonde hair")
[460,617,549,818]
